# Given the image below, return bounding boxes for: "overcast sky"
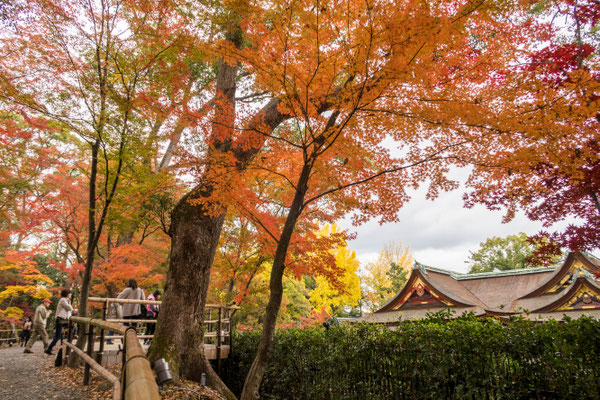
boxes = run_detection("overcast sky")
[338,169,569,274]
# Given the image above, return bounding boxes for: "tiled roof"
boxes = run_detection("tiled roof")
[370,251,600,322]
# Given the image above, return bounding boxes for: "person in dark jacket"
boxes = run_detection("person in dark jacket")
[20,317,32,347]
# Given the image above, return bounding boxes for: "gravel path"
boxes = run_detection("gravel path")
[0,342,87,400]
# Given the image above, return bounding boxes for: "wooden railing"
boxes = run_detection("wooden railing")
[66,316,160,400]
[88,297,239,367]
[0,324,18,347]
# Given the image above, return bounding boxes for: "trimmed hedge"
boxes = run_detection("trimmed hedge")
[219,314,600,399]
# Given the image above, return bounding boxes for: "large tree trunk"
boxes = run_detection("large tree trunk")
[147,51,240,398]
[147,183,235,398]
[148,94,287,394]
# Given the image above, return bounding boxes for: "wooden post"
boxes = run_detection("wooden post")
[208,308,212,343]
[217,307,222,373]
[65,320,74,360]
[96,301,107,365]
[229,308,235,356]
[84,324,95,385]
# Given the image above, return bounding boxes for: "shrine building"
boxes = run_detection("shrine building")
[361,251,600,324]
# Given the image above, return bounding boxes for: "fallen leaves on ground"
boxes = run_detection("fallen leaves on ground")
[41,346,227,399]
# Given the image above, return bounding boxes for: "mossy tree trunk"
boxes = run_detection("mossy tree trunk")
[147,182,235,398]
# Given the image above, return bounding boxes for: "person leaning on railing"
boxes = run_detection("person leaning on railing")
[144,290,160,345]
[45,289,73,355]
[117,279,145,328]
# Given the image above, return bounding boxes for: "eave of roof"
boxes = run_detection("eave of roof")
[375,268,476,313]
[518,252,599,299]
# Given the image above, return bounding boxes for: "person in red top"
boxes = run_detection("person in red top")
[144,290,160,345]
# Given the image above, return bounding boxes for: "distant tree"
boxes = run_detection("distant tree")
[467,233,560,273]
[362,242,413,312]
[387,262,410,294]
[0,252,54,322]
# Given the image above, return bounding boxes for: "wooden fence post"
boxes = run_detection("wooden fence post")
[84,325,95,385]
[217,307,222,373]
[65,321,73,360]
[96,302,107,365]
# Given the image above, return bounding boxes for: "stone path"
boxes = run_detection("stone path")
[0,342,86,400]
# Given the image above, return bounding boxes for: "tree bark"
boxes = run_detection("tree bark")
[69,139,100,367]
[240,161,312,400]
[148,93,288,392]
[146,182,235,398]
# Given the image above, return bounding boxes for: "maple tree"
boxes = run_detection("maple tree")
[0,251,54,323]
[209,218,356,325]
[150,0,543,396]
[134,0,551,396]
[0,0,197,364]
[308,225,361,316]
[0,112,66,252]
[209,214,269,306]
[463,0,600,265]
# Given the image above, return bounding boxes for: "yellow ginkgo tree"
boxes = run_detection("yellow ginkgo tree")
[308,225,361,316]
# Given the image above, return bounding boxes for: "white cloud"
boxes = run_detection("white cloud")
[339,174,570,274]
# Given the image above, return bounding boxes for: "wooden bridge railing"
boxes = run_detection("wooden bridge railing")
[88,297,239,367]
[0,325,18,347]
[67,316,160,400]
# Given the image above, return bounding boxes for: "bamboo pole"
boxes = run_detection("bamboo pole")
[70,316,126,335]
[68,317,160,399]
[64,342,121,400]
[123,328,160,400]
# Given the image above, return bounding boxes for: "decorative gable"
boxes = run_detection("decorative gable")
[534,276,600,313]
[555,284,600,311]
[376,269,473,313]
[398,278,451,308]
[520,253,600,299]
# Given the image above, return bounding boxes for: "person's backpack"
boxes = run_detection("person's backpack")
[138,289,148,319]
[140,303,148,319]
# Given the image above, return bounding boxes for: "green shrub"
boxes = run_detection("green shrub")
[220,314,600,399]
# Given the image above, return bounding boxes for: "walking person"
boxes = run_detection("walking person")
[23,298,52,353]
[20,317,32,347]
[45,289,73,355]
[144,290,160,345]
[117,279,145,328]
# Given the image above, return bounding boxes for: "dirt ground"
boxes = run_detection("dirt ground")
[0,341,227,400]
